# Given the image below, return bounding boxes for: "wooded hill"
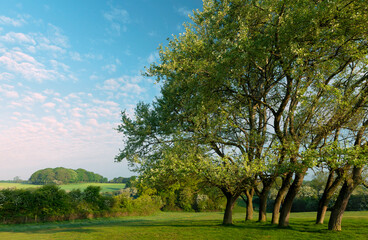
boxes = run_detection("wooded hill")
[29,167,108,184]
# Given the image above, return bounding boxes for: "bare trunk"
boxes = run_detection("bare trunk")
[328,167,362,231]
[245,188,254,221]
[222,191,238,225]
[278,169,307,227]
[272,172,293,224]
[316,170,344,224]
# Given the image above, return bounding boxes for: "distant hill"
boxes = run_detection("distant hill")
[29,167,108,185]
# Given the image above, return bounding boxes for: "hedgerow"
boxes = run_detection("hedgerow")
[0,185,162,224]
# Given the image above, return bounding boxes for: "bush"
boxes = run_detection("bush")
[33,185,71,219]
[113,191,163,215]
[132,194,163,215]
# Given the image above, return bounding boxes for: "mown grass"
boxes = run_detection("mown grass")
[0,183,125,193]
[0,211,367,240]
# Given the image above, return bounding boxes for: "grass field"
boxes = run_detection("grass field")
[0,182,126,193]
[0,211,367,240]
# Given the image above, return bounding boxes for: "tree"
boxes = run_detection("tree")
[116,0,368,229]
[29,168,107,184]
[313,135,348,225]
[328,119,368,230]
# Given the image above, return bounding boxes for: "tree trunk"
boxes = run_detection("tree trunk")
[222,191,239,225]
[316,170,344,224]
[328,119,367,230]
[272,172,293,224]
[328,167,362,231]
[278,169,307,227]
[245,188,254,221]
[328,181,353,231]
[258,178,274,222]
[316,171,334,224]
[258,192,268,222]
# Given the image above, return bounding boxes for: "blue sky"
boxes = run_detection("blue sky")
[0,0,203,180]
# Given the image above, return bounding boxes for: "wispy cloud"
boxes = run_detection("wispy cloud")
[147,52,159,63]
[0,32,36,45]
[0,72,14,81]
[0,84,19,98]
[176,7,192,17]
[99,78,120,91]
[102,64,117,74]
[43,102,56,108]
[47,24,69,48]
[70,51,81,61]
[29,92,47,102]
[0,15,27,27]
[121,82,145,95]
[0,50,61,82]
[103,6,129,35]
[0,17,74,83]
[98,75,146,97]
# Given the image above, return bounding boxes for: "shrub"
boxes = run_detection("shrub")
[132,194,163,215]
[33,185,71,219]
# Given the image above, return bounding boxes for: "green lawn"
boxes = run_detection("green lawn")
[0,182,125,193]
[0,211,367,240]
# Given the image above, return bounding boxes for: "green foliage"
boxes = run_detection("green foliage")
[34,185,71,218]
[29,168,108,185]
[0,184,161,224]
[112,190,163,215]
[124,176,137,188]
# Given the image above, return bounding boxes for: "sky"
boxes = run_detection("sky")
[0,0,203,181]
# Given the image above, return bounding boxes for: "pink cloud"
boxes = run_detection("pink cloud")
[43,102,56,108]
[30,92,47,102]
[88,118,99,126]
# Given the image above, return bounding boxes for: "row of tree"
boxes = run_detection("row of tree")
[116,0,368,231]
[29,167,108,184]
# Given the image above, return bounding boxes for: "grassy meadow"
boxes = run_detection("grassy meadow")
[0,182,126,193]
[0,211,368,240]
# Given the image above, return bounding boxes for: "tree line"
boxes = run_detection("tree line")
[116,0,368,231]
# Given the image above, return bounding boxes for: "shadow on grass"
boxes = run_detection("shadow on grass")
[0,217,332,236]
[3,212,368,237]
[0,219,219,234]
